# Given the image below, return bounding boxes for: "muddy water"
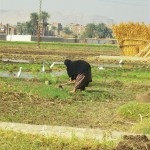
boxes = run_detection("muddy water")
[0,72,34,79]
[0,70,66,79]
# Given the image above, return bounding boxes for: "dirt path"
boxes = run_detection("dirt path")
[1,55,149,64]
[89,55,150,64]
[1,121,149,141]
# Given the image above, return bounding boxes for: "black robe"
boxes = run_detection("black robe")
[64,59,92,89]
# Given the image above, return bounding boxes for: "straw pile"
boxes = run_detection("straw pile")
[113,22,150,57]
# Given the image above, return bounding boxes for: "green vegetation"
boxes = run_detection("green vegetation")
[0,129,116,150]
[17,11,50,35]
[63,27,73,35]
[117,102,150,134]
[82,23,113,38]
[133,118,150,134]
[0,42,150,148]
[0,40,118,49]
[0,61,149,132]
[117,102,150,121]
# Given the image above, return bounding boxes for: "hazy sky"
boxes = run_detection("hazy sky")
[0,0,149,24]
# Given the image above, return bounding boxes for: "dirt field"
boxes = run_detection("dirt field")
[115,135,150,150]
[0,43,149,64]
[0,42,123,63]
[0,42,150,149]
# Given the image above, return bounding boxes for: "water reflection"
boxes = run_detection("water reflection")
[0,70,66,79]
[0,72,34,79]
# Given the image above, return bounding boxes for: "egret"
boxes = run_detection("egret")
[41,62,45,72]
[16,67,22,78]
[119,59,123,64]
[50,62,55,69]
[98,66,104,70]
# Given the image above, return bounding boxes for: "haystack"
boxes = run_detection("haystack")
[112,22,150,57]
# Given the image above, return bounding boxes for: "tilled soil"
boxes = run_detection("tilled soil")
[0,45,123,63]
[115,135,150,150]
[0,46,149,65]
[0,45,121,58]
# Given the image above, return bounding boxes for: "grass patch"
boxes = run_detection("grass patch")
[0,62,150,132]
[133,118,150,134]
[0,40,118,49]
[0,129,116,150]
[117,101,150,121]
[0,77,70,100]
[0,90,120,128]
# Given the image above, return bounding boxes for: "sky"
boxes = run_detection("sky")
[0,0,149,24]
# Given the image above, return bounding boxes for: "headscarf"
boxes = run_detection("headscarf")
[64,59,72,68]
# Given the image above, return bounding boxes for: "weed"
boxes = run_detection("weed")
[0,129,116,150]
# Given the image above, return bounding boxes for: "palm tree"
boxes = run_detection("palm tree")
[30,12,39,35]
[41,11,50,36]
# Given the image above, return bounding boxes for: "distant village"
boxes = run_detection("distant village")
[0,22,86,38]
[0,12,113,38]
[0,11,115,44]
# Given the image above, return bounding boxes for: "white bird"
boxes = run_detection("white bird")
[119,59,124,64]
[98,66,104,70]
[41,63,45,72]
[50,62,55,69]
[16,67,22,78]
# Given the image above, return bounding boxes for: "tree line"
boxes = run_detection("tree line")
[16,11,113,38]
[82,23,112,38]
[17,11,50,36]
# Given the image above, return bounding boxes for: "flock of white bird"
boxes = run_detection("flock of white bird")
[98,59,124,70]
[41,62,55,73]
[16,60,124,78]
[16,62,55,78]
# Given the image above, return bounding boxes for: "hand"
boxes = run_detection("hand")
[68,80,75,84]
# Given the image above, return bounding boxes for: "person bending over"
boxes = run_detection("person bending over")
[64,59,92,93]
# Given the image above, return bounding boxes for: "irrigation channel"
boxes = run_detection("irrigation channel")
[0,58,137,79]
[0,70,66,79]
